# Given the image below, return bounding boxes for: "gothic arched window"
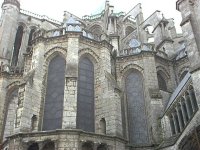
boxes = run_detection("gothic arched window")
[125,69,149,144]
[100,118,106,134]
[42,55,66,131]
[11,25,24,66]
[77,57,95,132]
[157,71,167,91]
[28,29,35,46]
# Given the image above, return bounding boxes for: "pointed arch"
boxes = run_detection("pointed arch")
[100,118,106,134]
[28,28,36,46]
[42,54,66,131]
[77,56,95,132]
[157,70,168,91]
[28,143,39,150]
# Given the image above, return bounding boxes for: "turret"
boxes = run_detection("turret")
[0,0,20,66]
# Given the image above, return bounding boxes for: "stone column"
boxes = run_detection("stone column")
[176,106,184,131]
[184,96,192,119]
[180,102,187,126]
[172,112,179,134]
[62,33,80,129]
[169,115,176,135]
[189,90,198,112]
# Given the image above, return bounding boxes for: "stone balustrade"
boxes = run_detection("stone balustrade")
[166,83,198,136]
[33,28,101,41]
[119,43,154,56]
[20,9,62,25]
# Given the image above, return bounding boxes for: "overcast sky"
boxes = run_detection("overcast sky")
[0,0,182,32]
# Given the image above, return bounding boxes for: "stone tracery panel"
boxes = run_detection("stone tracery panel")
[125,69,149,144]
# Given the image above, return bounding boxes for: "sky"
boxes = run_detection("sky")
[0,0,182,32]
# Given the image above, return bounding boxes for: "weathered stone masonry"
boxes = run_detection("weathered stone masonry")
[1,0,200,149]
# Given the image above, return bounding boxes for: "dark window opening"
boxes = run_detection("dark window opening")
[125,70,149,144]
[77,57,95,132]
[12,25,24,66]
[157,71,167,91]
[28,143,39,150]
[42,55,65,131]
[28,29,35,46]
[100,118,106,134]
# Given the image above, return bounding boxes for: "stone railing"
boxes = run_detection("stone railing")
[83,10,105,21]
[119,43,154,56]
[20,9,61,25]
[164,73,198,136]
[33,27,101,41]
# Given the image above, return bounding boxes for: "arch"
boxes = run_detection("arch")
[157,70,168,91]
[42,142,55,150]
[11,25,24,66]
[3,87,19,140]
[82,142,93,150]
[99,118,106,134]
[97,144,107,150]
[77,57,95,132]
[31,115,37,131]
[125,69,149,144]
[121,63,144,78]
[79,48,99,64]
[156,66,170,79]
[89,24,103,40]
[44,47,67,60]
[125,26,134,37]
[42,55,66,131]
[28,143,39,150]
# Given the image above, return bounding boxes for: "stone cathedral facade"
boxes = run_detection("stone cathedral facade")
[0,0,200,149]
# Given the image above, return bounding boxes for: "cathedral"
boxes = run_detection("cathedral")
[0,0,200,149]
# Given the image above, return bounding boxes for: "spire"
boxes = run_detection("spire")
[2,0,20,9]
